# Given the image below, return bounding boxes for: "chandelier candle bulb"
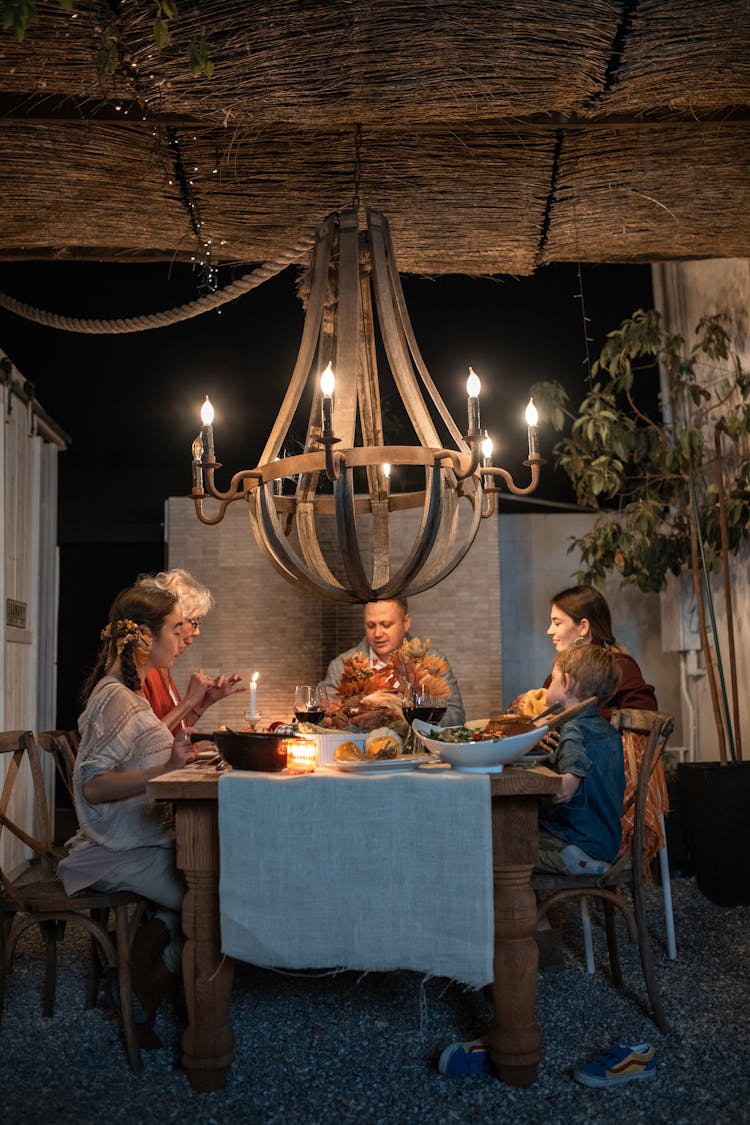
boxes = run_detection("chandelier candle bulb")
[525,398,539,457]
[200,395,215,459]
[481,431,494,467]
[466,368,481,434]
[320,362,335,436]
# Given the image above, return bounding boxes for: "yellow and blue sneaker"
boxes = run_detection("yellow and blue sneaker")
[438,1039,491,1077]
[574,1042,655,1087]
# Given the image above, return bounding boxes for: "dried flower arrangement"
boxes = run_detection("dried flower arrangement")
[325,637,450,733]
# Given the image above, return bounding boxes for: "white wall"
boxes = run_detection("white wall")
[499,512,683,736]
[652,259,750,762]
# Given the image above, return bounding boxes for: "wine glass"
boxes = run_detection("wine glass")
[402,685,440,753]
[402,684,437,725]
[294,684,327,726]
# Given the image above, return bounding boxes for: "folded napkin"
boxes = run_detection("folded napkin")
[219,768,493,988]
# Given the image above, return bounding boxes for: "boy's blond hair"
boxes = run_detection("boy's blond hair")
[554,643,621,704]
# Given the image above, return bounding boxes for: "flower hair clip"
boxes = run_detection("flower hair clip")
[101,618,144,655]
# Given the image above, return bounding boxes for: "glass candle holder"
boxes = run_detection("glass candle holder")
[286,736,318,773]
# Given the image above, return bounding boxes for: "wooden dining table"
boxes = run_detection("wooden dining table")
[148,762,561,1093]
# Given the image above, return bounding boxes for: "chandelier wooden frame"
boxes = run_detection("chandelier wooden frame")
[192,207,542,603]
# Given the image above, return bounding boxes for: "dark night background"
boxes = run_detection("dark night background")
[0,259,653,727]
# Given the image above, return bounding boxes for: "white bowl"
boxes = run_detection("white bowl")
[313,730,367,766]
[412,718,548,772]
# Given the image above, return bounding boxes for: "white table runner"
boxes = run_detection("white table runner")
[218,767,493,988]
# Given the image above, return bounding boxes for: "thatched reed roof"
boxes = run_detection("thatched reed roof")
[1,0,749,276]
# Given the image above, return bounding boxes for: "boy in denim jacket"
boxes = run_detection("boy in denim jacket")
[537,643,625,876]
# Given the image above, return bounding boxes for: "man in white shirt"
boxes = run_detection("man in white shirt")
[320,598,465,726]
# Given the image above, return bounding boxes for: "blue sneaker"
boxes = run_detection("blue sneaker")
[574,1043,655,1087]
[438,1038,491,1077]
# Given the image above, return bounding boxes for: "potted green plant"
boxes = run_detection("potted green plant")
[533,308,750,905]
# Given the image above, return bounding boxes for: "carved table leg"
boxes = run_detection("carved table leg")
[175,800,235,1091]
[487,794,542,1087]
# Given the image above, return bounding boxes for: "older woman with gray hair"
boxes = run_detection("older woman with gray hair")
[137,567,246,732]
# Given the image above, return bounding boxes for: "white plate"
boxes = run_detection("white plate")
[332,754,432,775]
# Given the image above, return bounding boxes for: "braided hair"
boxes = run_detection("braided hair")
[81,584,178,703]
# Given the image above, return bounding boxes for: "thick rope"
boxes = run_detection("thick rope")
[0,228,317,335]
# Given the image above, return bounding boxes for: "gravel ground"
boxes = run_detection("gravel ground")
[2,874,749,1125]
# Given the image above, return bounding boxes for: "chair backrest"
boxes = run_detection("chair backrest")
[0,730,60,902]
[610,709,674,874]
[37,729,78,803]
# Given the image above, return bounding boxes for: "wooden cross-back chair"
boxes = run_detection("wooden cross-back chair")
[36,729,79,805]
[532,710,675,1032]
[0,729,146,1071]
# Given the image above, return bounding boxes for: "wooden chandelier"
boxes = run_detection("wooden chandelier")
[191,207,542,603]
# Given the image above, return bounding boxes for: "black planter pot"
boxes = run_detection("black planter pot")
[677,760,750,906]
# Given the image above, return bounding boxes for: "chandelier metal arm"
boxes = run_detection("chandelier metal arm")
[481,457,544,495]
[192,465,263,525]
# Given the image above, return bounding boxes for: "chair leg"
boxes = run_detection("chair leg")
[632,862,669,1031]
[658,814,677,960]
[580,898,596,973]
[114,906,141,1073]
[603,900,623,986]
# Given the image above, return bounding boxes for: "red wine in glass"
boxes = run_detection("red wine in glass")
[295,708,325,725]
[403,705,436,724]
[429,705,447,724]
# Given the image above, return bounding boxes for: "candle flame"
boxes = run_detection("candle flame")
[383,462,391,479]
[320,362,335,397]
[251,671,259,684]
[200,395,214,426]
[466,368,481,398]
[525,398,538,427]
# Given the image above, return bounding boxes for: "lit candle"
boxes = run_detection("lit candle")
[320,362,335,436]
[480,430,494,467]
[466,368,481,435]
[383,462,391,479]
[525,398,539,457]
[287,736,318,772]
[249,671,259,717]
[200,395,215,459]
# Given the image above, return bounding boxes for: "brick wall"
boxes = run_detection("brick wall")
[166,497,501,728]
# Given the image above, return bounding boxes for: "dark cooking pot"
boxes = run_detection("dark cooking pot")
[191,730,296,771]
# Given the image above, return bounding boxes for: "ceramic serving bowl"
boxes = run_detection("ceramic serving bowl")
[411,718,548,772]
